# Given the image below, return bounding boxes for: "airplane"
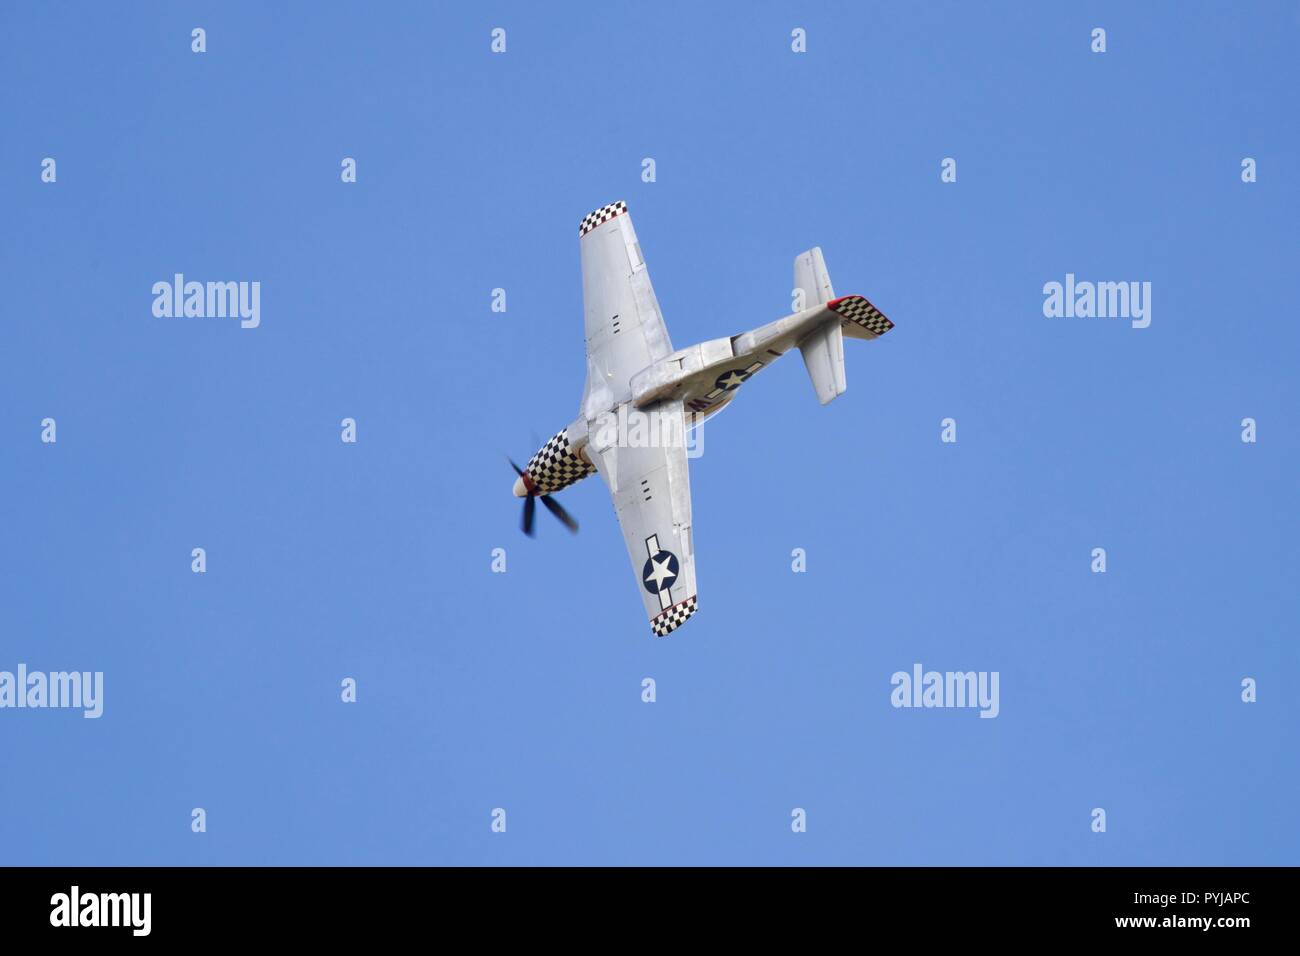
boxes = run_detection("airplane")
[510,200,894,637]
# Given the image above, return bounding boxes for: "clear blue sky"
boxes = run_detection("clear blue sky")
[2,1,1296,865]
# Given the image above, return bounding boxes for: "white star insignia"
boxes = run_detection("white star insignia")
[644,555,676,589]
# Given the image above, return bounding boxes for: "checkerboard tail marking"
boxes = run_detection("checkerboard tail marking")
[828,295,893,337]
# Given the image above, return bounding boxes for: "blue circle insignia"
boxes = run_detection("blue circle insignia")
[714,369,752,391]
[642,550,680,594]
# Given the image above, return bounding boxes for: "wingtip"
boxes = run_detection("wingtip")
[579,200,628,237]
[650,596,698,637]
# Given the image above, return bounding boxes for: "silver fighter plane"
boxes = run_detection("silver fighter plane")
[511,201,894,637]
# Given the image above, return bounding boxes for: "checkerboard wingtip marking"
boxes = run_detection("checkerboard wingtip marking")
[579,200,628,237]
[829,294,894,337]
[651,596,698,637]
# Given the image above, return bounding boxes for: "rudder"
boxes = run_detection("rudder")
[799,322,846,405]
[794,247,835,310]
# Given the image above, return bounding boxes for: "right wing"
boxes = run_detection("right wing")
[588,400,698,637]
[579,201,674,419]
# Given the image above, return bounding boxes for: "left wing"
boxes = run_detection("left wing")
[588,400,698,637]
[579,201,674,419]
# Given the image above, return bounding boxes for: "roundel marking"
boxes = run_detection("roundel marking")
[642,550,680,594]
[714,369,752,392]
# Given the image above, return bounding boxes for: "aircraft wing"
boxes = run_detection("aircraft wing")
[579,201,674,418]
[587,400,698,637]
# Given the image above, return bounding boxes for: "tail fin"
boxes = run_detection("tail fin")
[792,249,894,405]
[794,247,835,309]
[799,322,846,405]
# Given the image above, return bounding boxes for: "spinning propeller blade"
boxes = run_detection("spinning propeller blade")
[539,493,578,533]
[510,457,577,536]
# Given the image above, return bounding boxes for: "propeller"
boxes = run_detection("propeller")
[510,458,578,536]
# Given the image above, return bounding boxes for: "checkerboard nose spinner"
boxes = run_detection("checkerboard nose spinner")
[509,201,894,638]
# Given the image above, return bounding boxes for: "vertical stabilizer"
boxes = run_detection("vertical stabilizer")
[794,247,835,309]
[799,321,847,405]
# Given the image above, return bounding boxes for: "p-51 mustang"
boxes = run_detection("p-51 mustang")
[510,201,894,637]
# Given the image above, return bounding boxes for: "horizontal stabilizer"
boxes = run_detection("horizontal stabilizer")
[829,295,893,339]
